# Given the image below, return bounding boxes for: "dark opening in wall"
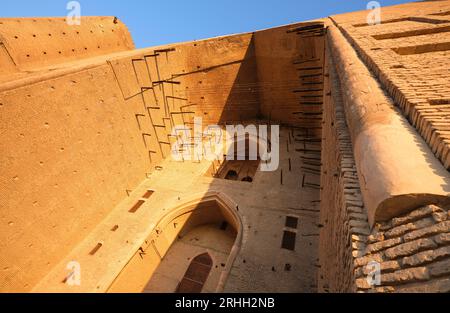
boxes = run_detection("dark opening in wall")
[430,10,450,16]
[210,159,260,183]
[241,176,253,182]
[176,253,212,293]
[225,170,238,180]
[129,200,145,213]
[353,16,450,28]
[281,231,296,251]
[372,25,450,40]
[89,242,103,255]
[392,41,450,55]
[285,216,298,229]
[142,190,154,199]
[429,98,450,105]
[220,221,228,231]
[207,134,262,183]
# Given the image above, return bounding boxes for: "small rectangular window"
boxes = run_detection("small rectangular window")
[285,216,298,229]
[281,231,296,251]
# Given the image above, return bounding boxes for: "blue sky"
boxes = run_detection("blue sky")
[1,0,416,48]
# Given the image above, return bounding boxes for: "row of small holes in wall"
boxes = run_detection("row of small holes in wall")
[129,190,154,213]
[0,19,118,28]
[25,47,91,57]
[1,19,105,23]
[24,43,123,58]
[11,28,119,58]
[0,17,114,23]
[86,190,155,258]
[12,29,117,40]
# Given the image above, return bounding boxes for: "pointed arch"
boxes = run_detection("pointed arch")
[176,252,213,293]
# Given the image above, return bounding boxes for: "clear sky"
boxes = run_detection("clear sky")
[1,0,416,48]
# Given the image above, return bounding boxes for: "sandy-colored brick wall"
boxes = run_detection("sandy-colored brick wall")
[254,23,324,130]
[2,0,449,294]
[0,17,134,72]
[354,203,450,292]
[331,1,450,170]
[319,0,450,293]
[0,23,286,292]
[0,62,154,291]
[318,48,369,292]
[147,33,259,125]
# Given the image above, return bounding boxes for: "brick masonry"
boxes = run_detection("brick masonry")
[1,1,449,293]
[319,1,450,293]
[354,204,450,292]
[331,2,450,170]
[318,45,371,292]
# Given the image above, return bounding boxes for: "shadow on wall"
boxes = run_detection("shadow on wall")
[106,25,324,293]
[107,192,242,293]
[218,36,260,124]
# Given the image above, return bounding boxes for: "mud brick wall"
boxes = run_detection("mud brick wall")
[318,49,370,293]
[254,22,325,129]
[0,17,134,73]
[330,4,450,170]
[320,1,450,292]
[0,63,155,292]
[354,203,450,292]
[0,33,258,291]
[0,18,324,291]
[1,0,449,294]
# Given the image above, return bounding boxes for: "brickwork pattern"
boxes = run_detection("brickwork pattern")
[331,2,450,170]
[354,203,450,292]
[318,49,370,292]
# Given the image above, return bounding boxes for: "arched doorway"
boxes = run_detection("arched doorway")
[176,253,213,293]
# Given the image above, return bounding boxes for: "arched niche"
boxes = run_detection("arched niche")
[211,131,271,181]
[107,192,243,293]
